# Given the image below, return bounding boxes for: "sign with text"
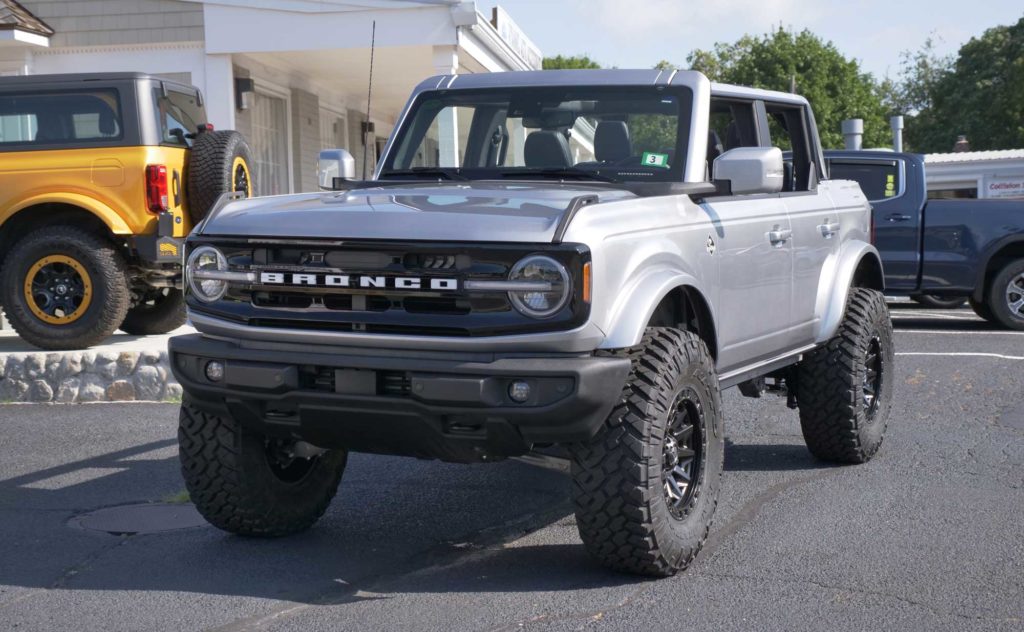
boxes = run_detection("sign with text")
[491,6,543,70]
[985,176,1024,199]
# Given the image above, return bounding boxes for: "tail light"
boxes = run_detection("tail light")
[145,165,168,213]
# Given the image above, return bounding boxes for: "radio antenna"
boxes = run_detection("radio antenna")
[362,20,376,179]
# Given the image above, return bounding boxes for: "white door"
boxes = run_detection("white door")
[251,92,289,196]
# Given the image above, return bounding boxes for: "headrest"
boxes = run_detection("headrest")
[98,108,117,136]
[524,130,572,168]
[594,121,632,162]
[725,120,743,150]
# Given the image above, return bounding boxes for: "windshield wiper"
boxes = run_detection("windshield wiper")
[498,168,617,183]
[379,167,468,181]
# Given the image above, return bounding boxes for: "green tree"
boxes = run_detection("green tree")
[688,28,891,149]
[542,55,601,70]
[902,17,1024,152]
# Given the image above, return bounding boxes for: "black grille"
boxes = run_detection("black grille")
[197,240,591,337]
[297,366,411,396]
[379,371,411,396]
[250,318,472,337]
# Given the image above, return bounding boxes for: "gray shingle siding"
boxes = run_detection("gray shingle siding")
[20,0,203,47]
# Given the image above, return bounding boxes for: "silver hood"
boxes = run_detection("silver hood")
[199,182,635,243]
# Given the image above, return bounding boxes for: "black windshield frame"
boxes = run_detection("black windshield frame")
[381,85,694,184]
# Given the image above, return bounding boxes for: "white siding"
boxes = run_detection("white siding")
[20,0,203,47]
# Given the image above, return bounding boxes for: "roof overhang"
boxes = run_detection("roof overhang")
[0,28,49,47]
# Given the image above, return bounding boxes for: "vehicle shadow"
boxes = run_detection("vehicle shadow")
[0,430,829,605]
[0,436,649,604]
[724,440,826,472]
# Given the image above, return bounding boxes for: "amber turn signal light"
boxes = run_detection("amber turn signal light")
[582,262,592,303]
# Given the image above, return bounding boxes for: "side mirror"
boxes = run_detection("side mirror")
[317,149,356,189]
[712,147,784,195]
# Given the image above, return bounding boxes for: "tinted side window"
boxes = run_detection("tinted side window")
[153,87,206,146]
[708,98,758,175]
[829,161,900,201]
[764,103,812,192]
[0,90,122,145]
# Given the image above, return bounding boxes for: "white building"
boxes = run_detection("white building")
[0,0,541,194]
[924,149,1024,200]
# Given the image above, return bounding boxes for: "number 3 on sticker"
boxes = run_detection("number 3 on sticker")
[642,152,669,168]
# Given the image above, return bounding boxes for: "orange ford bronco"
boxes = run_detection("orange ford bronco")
[0,72,254,349]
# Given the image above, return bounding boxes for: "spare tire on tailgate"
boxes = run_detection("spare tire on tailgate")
[186,130,254,223]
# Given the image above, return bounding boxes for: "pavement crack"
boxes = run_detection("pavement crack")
[205,501,574,632]
[484,583,651,632]
[0,534,135,611]
[701,467,842,561]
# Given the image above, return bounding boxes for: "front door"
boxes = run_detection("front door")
[701,196,794,373]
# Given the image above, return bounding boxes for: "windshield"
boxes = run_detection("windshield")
[381,86,692,183]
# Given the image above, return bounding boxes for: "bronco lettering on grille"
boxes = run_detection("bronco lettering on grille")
[259,271,458,291]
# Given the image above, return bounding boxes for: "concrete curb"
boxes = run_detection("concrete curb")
[0,349,182,403]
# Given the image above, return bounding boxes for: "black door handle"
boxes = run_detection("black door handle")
[886,213,912,223]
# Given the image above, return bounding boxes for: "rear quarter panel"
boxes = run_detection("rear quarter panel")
[0,146,191,237]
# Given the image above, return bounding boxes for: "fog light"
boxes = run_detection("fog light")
[205,360,225,382]
[508,380,531,403]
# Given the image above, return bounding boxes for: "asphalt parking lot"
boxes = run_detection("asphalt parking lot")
[1,301,1022,632]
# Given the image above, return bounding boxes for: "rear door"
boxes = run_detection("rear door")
[827,156,922,291]
[760,101,836,348]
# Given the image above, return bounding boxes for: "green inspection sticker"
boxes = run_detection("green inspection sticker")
[884,173,896,197]
[641,152,670,168]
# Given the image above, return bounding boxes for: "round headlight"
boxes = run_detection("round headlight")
[508,255,571,318]
[186,246,228,303]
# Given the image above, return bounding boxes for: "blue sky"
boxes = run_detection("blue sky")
[490,0,1024,79]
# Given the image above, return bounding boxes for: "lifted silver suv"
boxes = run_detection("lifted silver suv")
[170,69,894,577]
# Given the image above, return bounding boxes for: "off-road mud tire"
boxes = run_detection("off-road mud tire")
[179,403,347,536]
[569,327,723,577]
[0,225,129,350]
[120,288,186,335]
[797,288,894,463]
[986,259,1024,331]
[186,130,254,224]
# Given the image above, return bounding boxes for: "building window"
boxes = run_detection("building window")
[928,188,978,200]
[319,108,347,151]
[251,91,289,196]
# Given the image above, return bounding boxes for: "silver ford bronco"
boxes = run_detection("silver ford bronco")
[170,69,894,577]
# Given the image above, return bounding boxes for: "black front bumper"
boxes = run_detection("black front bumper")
[169,334,630,463]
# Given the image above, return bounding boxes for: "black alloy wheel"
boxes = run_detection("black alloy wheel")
[663,387,705,519]
[862,336,883,419]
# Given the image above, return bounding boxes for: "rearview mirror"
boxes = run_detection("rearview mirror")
[712,147,784,195]
[318,149,356,190]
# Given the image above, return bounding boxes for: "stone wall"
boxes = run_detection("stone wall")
[0,350,182,404]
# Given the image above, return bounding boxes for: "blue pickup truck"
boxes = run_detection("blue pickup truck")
[826,150,1024,329]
